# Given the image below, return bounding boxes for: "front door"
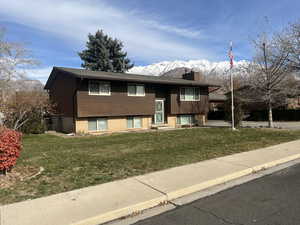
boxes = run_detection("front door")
[155,100,164,124]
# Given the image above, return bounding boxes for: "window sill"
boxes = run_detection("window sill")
[88,130,108,132]
[88,93,111,96]
[180,100,200,102]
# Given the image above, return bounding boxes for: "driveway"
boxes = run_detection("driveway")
[206,120,300,130]
[133,162,300,225]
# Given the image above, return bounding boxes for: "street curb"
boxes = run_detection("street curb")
[251,154,300,173]
[166,153,300,201]
[70,196,167,225]
[71,153,300,225]
[165,168,254,201]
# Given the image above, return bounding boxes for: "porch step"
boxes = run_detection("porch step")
[151,125,174,130]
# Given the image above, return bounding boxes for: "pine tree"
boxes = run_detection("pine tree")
[78,30,134,72]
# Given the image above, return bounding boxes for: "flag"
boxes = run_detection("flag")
[228,41,234,69]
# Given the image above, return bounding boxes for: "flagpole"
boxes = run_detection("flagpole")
[229,41,235,130]
[230,66,235,130]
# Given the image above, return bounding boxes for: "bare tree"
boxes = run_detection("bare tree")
[277,21,300,72]
[241,33,293,127]
[0,28,52,132]
[0,28,37,101]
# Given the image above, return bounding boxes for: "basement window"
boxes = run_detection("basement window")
[177,115,195,125]
[88,118,108,131]
[127,117,142,128]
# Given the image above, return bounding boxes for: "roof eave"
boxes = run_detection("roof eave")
[44,67,58,90]
[71,74,220,87]
[45,67,221,88]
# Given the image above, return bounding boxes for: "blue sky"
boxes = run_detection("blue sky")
[0,0,300,82]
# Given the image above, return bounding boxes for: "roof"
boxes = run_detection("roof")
[209,93,227,102]
[44,67,220,89]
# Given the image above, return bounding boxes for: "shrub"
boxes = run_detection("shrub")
[19,111,46,134]
[208,111,225,120]
[0,128,22,174]
[2,91,53,133]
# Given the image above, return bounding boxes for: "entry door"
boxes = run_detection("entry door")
[155,100,164,124]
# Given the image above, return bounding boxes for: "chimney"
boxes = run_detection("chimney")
[182,70,203,81]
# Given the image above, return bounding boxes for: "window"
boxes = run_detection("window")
[89,81,111,96]
[180,87,200,101]
[127,117,142,128]
[88,118,108,131]
[127,84,145,96]
[177,115,195,125]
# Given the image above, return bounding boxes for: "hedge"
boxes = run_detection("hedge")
[245,109,300,121]
[208,111,225,120]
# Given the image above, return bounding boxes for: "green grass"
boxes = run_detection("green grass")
[1,128,300,205]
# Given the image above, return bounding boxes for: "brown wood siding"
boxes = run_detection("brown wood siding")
[49,72,77,117]
[170,86,209,115]
[76,79,155,117]
[48,73,210,118]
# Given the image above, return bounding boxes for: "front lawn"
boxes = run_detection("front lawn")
[1,128,300,205]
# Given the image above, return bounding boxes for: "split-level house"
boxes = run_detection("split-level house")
[44,67,219,133]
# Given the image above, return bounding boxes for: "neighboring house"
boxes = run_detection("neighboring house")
[209,93,226,111]
[287,96,300,109]
[44,67,219,134]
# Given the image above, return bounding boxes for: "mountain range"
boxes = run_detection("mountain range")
[128,59,248,76]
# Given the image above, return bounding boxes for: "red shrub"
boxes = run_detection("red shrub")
[0,128,22,172]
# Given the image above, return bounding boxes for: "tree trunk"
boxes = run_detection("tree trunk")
[267,87,274,128]
[268,103,274,128]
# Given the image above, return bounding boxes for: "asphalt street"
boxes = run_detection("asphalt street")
[133,163,300,225]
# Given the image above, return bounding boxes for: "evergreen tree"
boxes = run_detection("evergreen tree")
[78,30,134,72]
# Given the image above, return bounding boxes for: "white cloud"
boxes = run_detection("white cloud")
[140,20,203,39]
[0,0,213,62]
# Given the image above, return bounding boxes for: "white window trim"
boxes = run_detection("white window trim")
[154,99,165,124]
[127,83,145,97]
[180,87,200,101]
[88,118,108,131]
[88,81,111,96]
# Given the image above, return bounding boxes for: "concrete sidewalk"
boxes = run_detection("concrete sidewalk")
[1,140,300,225]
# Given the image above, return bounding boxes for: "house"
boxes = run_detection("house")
[44,67,219,134]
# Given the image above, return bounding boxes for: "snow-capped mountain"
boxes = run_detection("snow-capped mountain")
[128,59,248,76]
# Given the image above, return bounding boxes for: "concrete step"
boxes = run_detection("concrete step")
[151,124,174,130]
